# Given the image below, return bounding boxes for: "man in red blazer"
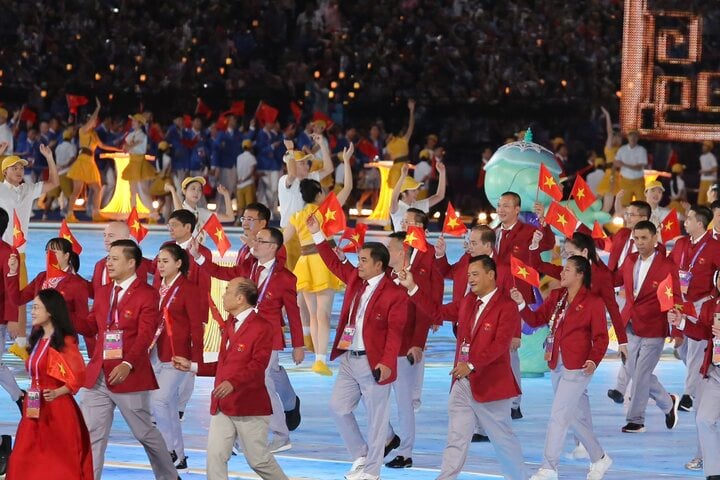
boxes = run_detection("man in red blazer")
[398,255,526,480]
[616,221,682,433]
[172,277,288,480]
[192,225,304,452]
[669,206,720,412]
[308,215,407,480]
[80,239,179,480]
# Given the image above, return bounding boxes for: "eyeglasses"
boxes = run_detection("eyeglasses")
[255,240,277,246]
[624,212,643,217]
[239,217,258,222]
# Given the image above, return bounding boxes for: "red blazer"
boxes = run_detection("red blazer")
[607,227,666,272]
[528,250,627,344]
[90,257,153,299]
[6,271,92,338]
[682,296,720,377]
[151,242,211,320]
[201,257,303,350]
[412,288,520,403]
[400,245,442,354]
[1,241,20,323]
[317,240,407,385]
[84,277,160,393]
[155,276,205,363]
[618,251,682,339]
[669,234,720,303]
[197,310,273,416]
[521,287,609,370]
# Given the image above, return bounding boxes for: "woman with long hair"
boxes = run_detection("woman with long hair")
[282,144,353,376]
[6,289,92,479]
[511,256,611,480]
[150,243,204,471]
[6,238,93,355]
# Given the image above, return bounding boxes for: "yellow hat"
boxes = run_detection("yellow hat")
[293,150,313,162]
[242,139,252,149]
[671,163,685,174]
[181,176,206,190]
[419,148,432,160]
[62,128,74,140]
[400,175,422,192]
[426,134,438,142]
[645,180,664,192]
[0,108,7,119]
[551,137,565,148]
[128,113,147,125]
[2,156,28,172]
[158,141,169,151]
[703,140,714,149]
[594,157,604,167]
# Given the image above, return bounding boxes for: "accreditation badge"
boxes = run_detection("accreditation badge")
[103,330,124,360]
[26,388,41,418]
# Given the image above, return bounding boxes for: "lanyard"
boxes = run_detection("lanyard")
[29,339,51,387]
[680,239,708,272]
[547,291,568,334]
[256,262,275,305]
[159,282,181,310]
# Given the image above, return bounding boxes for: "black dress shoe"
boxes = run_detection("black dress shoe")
[472,434,490,442]
[621,422,645,433]
[285,396,301,431]
[384,434,400,457]
[175,456,188,470]
[678,394,693,412]
[385,455,412,468]
[16,390,26,414]
[0,434,12,476]
[666,394,680,429]
[607,389,624,404]
[706,476,720,479]
[511,407,523,420]
[178,411,185,421]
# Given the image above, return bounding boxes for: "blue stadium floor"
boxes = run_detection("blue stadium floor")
[0,226,702,479]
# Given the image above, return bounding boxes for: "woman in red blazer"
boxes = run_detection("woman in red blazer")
[150,243,204,471]
[6,238,93,355]
[511,256,612,480]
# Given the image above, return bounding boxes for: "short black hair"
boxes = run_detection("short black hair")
[633,220,657,235]
[406,207,429,230]
[690,205,713,229]
[236,278,258,306]
[388,231,406,241]
[569,232,599,264]
[711,200,720,211]
[158,243,190,276]
[169,209,197,233]
[471,224,496,245]
[468,254,496,276]
[300,178,322,204]
[361,242,390,270]
[629,200,651,219]
[264,227,284,248]
[0,208,8,237]
[500,191,521,208]
[110,239,143,270]
[567,255,592,289]
[244,203,271,223]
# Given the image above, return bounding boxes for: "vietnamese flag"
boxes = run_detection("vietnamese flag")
[657,273,674,312]
[46,348,77,386]
[340,223,368,253]
[404,225,428,252]
[126,207,149,243]
[659,209,681,243]
[591,220,612,252]
[316,192,346,237]
[545,201,577,238]
[202,214,231,257]
[163,308,176,356]
[59,220,83,254]
[255,102,279,125]
[538,163,563,201]
[12,210,26,249]
[215,114,229,131]
[510,255,540,288]
[195,98,213,119]
[442,202,468,237]
[570,175,597,212]
[66,94,89,114]
[290,101,302,123]
[46,250,68,281]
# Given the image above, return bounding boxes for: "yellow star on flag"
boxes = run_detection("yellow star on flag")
[664,286,673,298]
[131,220,141,232]
[405,231,417,244]
[58,363,67,377]
[664,221,673,230]
[13,226,21,238]
[543,176,556,188]
[214,228,224,241]
[351,233,360,243]
[516,266,529,278]
[324,209,336,221]
[447,217,459,228]
[576,188,585,199]
[556,214,568,226]
[62,234,72,241]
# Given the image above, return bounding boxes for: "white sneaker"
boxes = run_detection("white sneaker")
[530,468,559,480]
[344,457,367,480]
[269,437,292,453]
[354,474,379,480]
[566,444,590,460]
[587,454,613,480]
[685,457,703,471]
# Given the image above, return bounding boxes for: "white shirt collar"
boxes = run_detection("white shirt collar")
[501,221,517,231]
[177,238,192,249]
[234,307,253,325]
[162,272,181,288]
[691,231,708,245]
[477,287,497,305]
[258,258,275,270]
[365,272,385,289]
[182,201,199,214]
[114,273,138,291]
[3,180,21,191]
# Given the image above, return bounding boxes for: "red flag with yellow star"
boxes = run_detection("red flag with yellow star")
[591,220,612,252]
[126,207,149,243]
[538,163,563,201]
[545,201,577,238]
[46,250,68,282]
[12,210,26,249]
[657,273,674,312]
[659,209,681,243]
[202,213,231,257]
[59,220,83,254]
[510,256,540,288]
[404,225,428,252]
[317,192,346,237]
[570,175,596,212]
[46,347,78,389]
[442,202,468,237]
[340,223,368,253]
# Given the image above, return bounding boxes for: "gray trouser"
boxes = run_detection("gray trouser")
[541,360,604,471]
[266,351,290,442]
[614,363,630,395]
[387,356,420,458]
[207,412,288,480]
[697,368,720,476]
[684,337,708,398]
[329,352,392,477]
[436,378,527,480]
[412,355,425,411]
[178,371,195,412]
[81,375,177,480]
[625,327,673,424]
[511,348,522,408]
[0,325,22,402]
[269,350,298,412]
[151,357,188,459]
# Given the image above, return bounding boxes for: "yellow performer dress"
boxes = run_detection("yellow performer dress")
[122,153,157,181]
[290,204,344,293]
[66,129,101,185]
[596,146,621,196]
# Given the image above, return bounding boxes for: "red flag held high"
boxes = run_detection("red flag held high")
[202,214,231,257]
[12,210,26,249]
[66,94,89,114]
[659,209,681,243]
[404,225,428,252]
[59,220,83,254]
[340,223,368,253]
[571,175,597,212]
[538,163,563,201]
[126,207,149,243]
[442,202,468,237]
[591,220,612,252]
[195,98,213,119]
[46,250,68,281]
[511,256,541,288]
[226,101,245,117]
[317,192,346,237]
[545,201,577,238]
[255,102,279,125]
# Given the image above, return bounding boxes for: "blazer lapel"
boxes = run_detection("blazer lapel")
[117,278,140,315]
[361,275,388,328]
[470,292,500,343]
[637,253,662,300]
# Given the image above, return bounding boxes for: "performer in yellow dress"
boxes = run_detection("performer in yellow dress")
[122,113,159,220]
[283,143,353,376]
[386,99,415,188]
[66,98,121,222]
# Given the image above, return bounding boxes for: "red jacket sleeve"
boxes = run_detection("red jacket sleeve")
[281,273,304,349]
[316,240,356,284]
[519,292,553,328]
[587,298,610,367]
[200,260,250,282]
[527,247,562,279]
[125,290,161,369]
[538,224,556,252]
[380,289,408,371]
[434,253,452,278]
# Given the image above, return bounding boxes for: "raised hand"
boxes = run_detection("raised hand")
[435,236,447,257]
[509,287,524,305]
[306,214,320,234]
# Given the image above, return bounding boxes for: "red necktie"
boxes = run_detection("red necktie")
[252,265,265,285]
[348,281,368,325]
[109,285,122,326]
[471,298,484,335]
